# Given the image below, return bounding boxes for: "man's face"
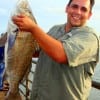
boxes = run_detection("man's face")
[66,0,92,27]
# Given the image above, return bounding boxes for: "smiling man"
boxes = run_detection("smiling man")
[12,0,99,100]
[66,0,92,28]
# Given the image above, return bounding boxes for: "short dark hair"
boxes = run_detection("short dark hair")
[67,0,95,11]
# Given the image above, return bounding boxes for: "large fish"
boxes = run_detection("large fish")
[4,0,39,100]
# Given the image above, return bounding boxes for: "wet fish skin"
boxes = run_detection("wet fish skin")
[4,0,38,99]
[5,31,37,100]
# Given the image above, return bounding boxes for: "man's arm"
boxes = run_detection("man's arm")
[30,25,67,63]
[12,15,68,63]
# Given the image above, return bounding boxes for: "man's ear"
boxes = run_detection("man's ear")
[88,12,92,19]
[65,5,68,13]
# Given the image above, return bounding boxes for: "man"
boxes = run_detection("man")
[13,0,99,100]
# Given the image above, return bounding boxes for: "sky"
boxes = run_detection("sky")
[0,0,100,36]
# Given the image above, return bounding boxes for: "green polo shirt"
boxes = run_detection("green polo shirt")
[31,24,99,100]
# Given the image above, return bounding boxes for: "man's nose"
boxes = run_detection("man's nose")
[76,8,81,14]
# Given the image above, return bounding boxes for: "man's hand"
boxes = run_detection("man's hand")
[12,14,36,32]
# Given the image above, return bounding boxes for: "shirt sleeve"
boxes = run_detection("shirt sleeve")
[61,30,98,67]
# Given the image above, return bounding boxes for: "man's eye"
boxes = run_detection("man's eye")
[81,7,87,12]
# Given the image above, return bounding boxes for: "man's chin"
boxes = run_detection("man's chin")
[72,24,83,27]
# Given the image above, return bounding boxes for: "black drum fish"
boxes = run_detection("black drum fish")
[4,0,39,99]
